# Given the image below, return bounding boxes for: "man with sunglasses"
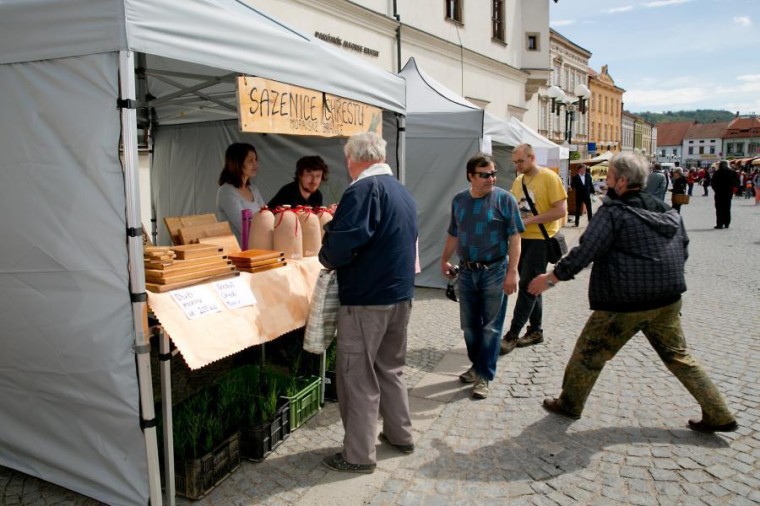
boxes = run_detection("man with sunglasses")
[441,154,523,399]
[500,143,567,355]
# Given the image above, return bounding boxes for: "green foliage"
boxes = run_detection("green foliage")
[637,109,735,125]
[325,340,337,371]
[569,150,582,161]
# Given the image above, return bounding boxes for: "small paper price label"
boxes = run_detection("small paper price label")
[214,277,257,309]
[170,286,222,320]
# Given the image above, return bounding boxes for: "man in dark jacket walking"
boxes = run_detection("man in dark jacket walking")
[527,152,737,433]
[710,160,739,229]
[571,164,595,226]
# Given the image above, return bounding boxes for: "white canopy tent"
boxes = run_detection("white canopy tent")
[398,58,484,288]
[0,1,405,505]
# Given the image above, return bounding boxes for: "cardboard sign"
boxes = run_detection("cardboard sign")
[170,286,222,320]
[214,277,257,310]
[237,76,382,138]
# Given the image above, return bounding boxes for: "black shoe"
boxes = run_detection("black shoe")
[516,327,544,347]
[500,331,519,355]
[714,225,724,229]
[688,419,738,433]
[322,453,376,473]
[542,398,581,420]
[379,432,415,454]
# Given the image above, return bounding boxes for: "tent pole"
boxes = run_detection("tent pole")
[159,330,176,505]
[398,114,406,184]
[119,50,163,506]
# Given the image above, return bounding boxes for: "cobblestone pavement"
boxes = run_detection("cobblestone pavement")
[2,194,758,505]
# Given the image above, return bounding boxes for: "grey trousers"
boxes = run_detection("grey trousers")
[336,301,413,465]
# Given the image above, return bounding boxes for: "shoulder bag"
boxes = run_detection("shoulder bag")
[522,179,567,264]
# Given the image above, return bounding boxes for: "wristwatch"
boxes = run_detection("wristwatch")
[546,276,556,288]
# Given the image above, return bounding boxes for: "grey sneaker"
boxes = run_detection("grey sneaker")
[516,327,544,347]
[500,331,519,355]
[459,366,478,384]
[472,378,489,399]
[322,453,376,474]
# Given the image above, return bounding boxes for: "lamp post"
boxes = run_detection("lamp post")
[546,84,591,146]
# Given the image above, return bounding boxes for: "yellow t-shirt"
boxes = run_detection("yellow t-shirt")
[511,168,568,240]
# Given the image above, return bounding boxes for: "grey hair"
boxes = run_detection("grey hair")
[673,167,684,176]
[610,152,649,188]
[344,132,387,163]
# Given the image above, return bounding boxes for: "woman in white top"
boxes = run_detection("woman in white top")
[216,142,265,245]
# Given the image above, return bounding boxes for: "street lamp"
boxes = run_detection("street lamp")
[546,84,591,145]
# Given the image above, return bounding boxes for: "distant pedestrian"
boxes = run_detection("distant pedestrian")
[686,168,696,196]
[571,164,595,226]
[646,163,668,201]
[528,152,737,433]
[753,170,760,205]
[319,132,418,474]
[711,160,739,229]
[702,169,711,196]
[440,153,523,399]
[670,167,687,214]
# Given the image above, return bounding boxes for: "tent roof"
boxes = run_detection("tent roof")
[509,117,569,161]
[0,0,405,114]
[572,150,614,165]
[399,57,483,138]
[483,112,522,147]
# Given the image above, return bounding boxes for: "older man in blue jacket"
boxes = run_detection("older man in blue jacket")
[319,132,418,473]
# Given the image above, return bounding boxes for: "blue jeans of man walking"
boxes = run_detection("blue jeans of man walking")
[458,261,508,381]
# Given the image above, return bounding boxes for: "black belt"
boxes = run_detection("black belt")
[459,257,505,270]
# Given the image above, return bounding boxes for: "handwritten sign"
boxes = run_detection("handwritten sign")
[214,277,257,310]
[237,76,383,138]
[170,286,221,320]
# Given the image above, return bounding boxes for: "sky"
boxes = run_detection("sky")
[549,0,760,115]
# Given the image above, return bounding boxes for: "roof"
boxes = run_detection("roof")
[684,121,730,140]
[724,116,760,138]
[656,121,694,146]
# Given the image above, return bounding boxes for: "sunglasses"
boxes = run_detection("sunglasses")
[474,171,498,179]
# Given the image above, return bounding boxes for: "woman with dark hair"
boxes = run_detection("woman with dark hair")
[216,142,265,244]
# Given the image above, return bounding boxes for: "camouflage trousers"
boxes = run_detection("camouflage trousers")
[558,300,735,425]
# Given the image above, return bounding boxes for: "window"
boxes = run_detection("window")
[661,149,666,157]
[492,0,505,41]
[699,146,704,154]
[445,0,463,23]
[688,147,694,155]
[710,146,715,154]
[672,149,677,156]
[527,33,539,51]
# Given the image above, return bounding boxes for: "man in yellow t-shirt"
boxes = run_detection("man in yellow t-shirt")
[500,143,567,355]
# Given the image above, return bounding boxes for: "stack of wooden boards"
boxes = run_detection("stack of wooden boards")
[164,214,241,255]
[228,249,286,274]
[144,244,239,293]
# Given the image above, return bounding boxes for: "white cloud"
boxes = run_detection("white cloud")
[645,0,692,7]
[733,16,751,26]
[607,6,634,13]
[625,87,707,108]
[737,74,760,81]
[551,19,575,27]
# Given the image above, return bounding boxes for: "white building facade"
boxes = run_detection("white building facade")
[536,29,592,156]
[242,0,553,125]
[621,111,635,153]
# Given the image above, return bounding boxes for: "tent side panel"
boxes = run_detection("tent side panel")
[0,54,148,506]
[406,138,480,288]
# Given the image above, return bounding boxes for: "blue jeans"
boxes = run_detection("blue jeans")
[458,261,508,381]
[508,239,548,335]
